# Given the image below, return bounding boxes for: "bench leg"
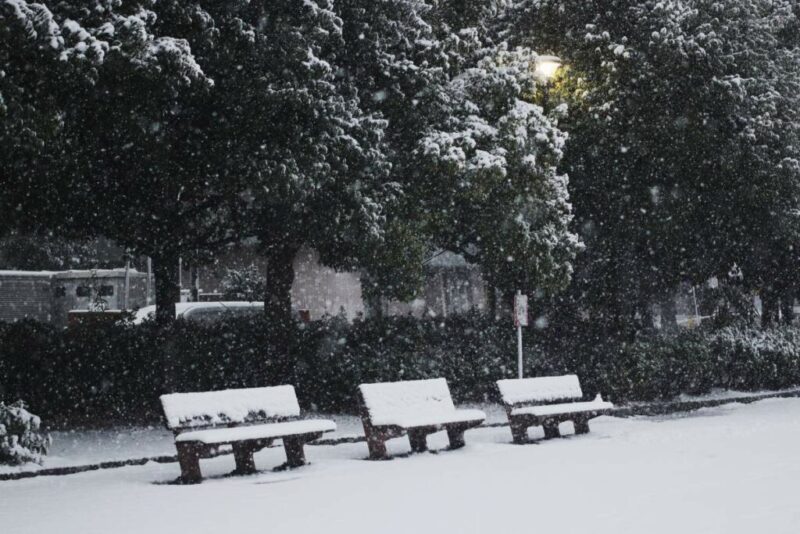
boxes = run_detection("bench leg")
[232,443,257,474]
[574,418,591,435]
[542,421,561,439]
[510,422,529,444]
[283,437,307,468]
[176,443,202,484]
[365,432,389,460]
[447,426,466,449]
[408,430,428,453]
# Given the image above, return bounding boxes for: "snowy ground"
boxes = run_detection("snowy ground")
[3,398,800,534]
[0,404,509,474]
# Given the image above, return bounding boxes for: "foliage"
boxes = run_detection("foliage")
[511,0,800,327]
[0,400,50,465]
[3,317,800,426]
[220,266,266,302]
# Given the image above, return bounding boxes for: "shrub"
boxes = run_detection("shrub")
[2,315,800,427]
[0,401,51,465]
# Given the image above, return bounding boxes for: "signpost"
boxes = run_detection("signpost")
[514,291,528,379]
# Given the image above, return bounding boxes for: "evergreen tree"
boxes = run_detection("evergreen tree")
[144,1,390,328]
[512,0,800,330]
[57,1,218,323]
[0,0,104,238]
[414,1,582,310]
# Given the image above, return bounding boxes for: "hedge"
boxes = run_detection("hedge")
[2,314,800,427]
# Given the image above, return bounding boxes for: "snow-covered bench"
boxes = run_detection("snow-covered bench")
[497,375,613,443]
[160,385,336,483]
[358,378,486,460]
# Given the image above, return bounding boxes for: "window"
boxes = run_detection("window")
[98,285,114,297]
[76,286,91,297]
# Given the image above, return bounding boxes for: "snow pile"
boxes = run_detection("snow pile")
[497,375,584,405]
[160,386,301,429]
[0,401,50,465]
[360,378,484,427]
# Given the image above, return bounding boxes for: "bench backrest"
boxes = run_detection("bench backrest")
[160,385,300,432]
[496,375,583,407]
[359,378,456,426]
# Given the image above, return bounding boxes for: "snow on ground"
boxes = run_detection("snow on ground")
[0,405,510,474]
[3,398,800,534]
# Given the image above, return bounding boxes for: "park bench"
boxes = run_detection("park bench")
[160,385,336,483]
[358,378,486,460]
[496,375,613,444]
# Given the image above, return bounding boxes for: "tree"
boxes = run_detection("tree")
[511,0,800,330]
[408,2,582,312]
[333,0,450,310]
[417,45,581,304]
[221,266,266,302]
[141,1,393,329]
[0,231,98,270]
[0,0,104,239]
[56,2,228,323]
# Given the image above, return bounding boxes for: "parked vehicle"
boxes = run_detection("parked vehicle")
[131,301,264,324]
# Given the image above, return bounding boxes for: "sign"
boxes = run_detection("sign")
[514,294,529,327]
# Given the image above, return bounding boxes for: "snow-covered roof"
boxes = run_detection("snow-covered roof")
[497,375,584,405]
[0,270,56,278]
[160,385,301,430]
[0,268,142,280]
[426,251,471,268]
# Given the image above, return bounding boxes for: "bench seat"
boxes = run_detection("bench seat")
[358,379,485,459]
[378,409,486,430]
[176,419,337,445]
[511,399,613,418]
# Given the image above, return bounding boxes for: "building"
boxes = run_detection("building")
[183,246,486,321]
[0,269,151,327]
[0,247,488,325]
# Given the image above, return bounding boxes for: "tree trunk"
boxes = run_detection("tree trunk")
[761,288,777,328]
[660,294,677,330]
[265,245,298,330]
[780,295,794,325]
[487,286,497,321]
[190,266,200,302]
[152,255,181,324]
[363,292,384,320]
[639,300,655,330]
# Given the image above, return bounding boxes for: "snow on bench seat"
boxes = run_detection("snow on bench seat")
[496,375,614,443]
[510,396,613,417]
[358,378,486,459]
[497,375,583,405]
[176,419,337,445]
[389,409,488,429]
[359,378,485,427]
[161,385,300,430]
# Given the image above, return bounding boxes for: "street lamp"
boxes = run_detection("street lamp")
[533,55,562,82]
[533,55,562,112]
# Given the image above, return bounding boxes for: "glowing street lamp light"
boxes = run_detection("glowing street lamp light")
[533,55,562,82]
